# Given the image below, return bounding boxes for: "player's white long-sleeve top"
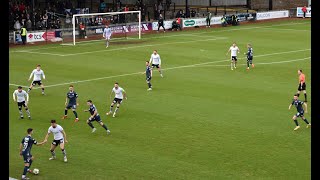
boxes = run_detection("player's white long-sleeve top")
[229,46,239,57]
[48,125,64,140]
[29,69,45,81]
[103,27,112,37]
[112,87,125,99]
[149,54,161,65]
[13,90,29,102]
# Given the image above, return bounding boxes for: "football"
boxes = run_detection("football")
[33,168,39,175]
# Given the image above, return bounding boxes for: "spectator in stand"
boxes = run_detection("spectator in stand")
[57,18,61,28]
[96,16,103,25]
[191,9,196,17]
[14,20,21,31]
[36,20,42,30]
[99,0,106,13]
[26,19,32,30]
[42,12,48,29]
[166,0,171,10]
[302,6,307,18]
[124,5,129,11]
[176,9,183,18]
[153,3,158,20]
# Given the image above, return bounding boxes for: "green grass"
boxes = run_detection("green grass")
[9,19,311,180]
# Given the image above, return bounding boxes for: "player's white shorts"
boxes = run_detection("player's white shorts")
[105,35,111,40]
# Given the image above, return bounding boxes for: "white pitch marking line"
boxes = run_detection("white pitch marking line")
[12,50,65,56]
[9,48,310,89]
[9,22,309,54]
[195,57,310,67]
[61,37,228,56]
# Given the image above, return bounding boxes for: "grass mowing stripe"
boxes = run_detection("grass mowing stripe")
[9,49,310,89]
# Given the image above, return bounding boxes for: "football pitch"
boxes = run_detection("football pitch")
[9,19,311,179]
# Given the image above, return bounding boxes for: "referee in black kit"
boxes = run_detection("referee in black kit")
[157,14,166,33]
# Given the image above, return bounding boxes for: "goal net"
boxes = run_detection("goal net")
[60,10,141,46]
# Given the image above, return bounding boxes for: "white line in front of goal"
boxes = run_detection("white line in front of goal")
[62,37,228,56]
[9,22,308,53]
[194,57,310,67]
[9,48,310,89]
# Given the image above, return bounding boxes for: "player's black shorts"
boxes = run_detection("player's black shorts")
[32,80,42,86]
[152,64,160,68]
[295,111,304,117]
[231,56,237,61]
[52,139,64,146]
[66,103,77,109]
[298,83,306,91]
[89,115,102,123]
[113,98,123,104]
[247,56,253,61]
[22,152,32,163]
[146,76,152,81]
[18,101,26,107]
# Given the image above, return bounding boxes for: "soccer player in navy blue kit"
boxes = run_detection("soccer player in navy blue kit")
[288,94,311,131]
[244,43,254,70]
[84,100,110,134]
[61,85,79,122]
[142,61,153,91]
[19,128,46,180]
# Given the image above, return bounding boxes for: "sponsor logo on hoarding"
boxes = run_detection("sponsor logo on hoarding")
[184,20,196,26]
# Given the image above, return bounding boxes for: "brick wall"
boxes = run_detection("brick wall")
[251,0,308,11]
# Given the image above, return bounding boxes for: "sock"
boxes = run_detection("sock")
[26,109,31,117]
[107,41,109,46]
[73,111,78,118]
[41,88,44,92]
[148,82,152,88]
[62,149,67,157]
[51,150,56,157]
[102,124,109,131]
[88,122,94,129]
[19,110,23,117]
[64,109,68,115]
[297,93,300,97]
[159,70,162,75]
[28,159,33,168]
[247,61,249,68]
[115,107,119,113]
[27,88,31,92]
[303,119,310,124]
[231,63,233,69]
[23,166,28,175]
[304,93,307,102]
[294,120,299,126]
[110,105,113,112]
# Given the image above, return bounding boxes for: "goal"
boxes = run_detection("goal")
[63,10,141,46]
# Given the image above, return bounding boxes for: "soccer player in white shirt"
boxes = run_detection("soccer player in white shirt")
[43,119,68,162]
[103,24,112,48]
[27,64,46,95]
[106,82,127,117]
[149,50,163,77]
[13,86,31,119]
[226,42,240,70]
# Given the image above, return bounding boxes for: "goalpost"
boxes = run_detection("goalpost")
[68,10,141,46]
